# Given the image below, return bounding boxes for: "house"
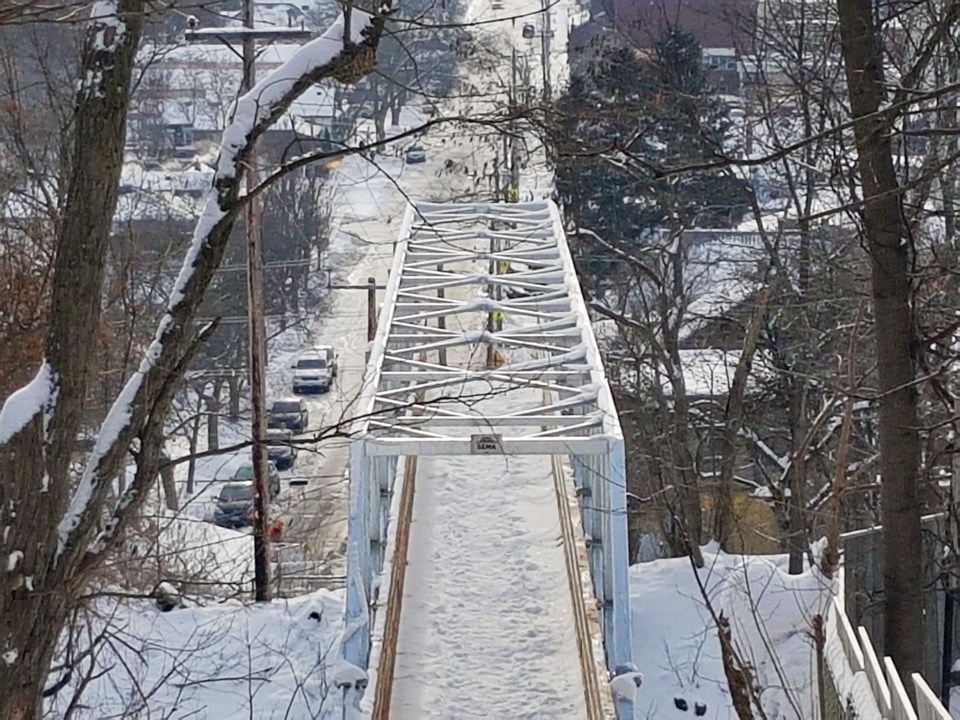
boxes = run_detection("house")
[132,42,349,160]
[571,0,757,94]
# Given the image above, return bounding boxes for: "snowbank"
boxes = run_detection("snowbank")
[152,513,254,587]
[631,544,832,718]
[45,590,345,719]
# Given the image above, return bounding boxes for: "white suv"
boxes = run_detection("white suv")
[291,352,332,394]
[314,344,338,377]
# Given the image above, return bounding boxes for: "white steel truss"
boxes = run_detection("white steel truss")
[343,201,632,689]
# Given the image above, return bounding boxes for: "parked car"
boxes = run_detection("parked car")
[267,397,309,433]
[405,145,427,164]
[213,482,255,529]
[266,428,297,470]
[314,344,339,377]
[492,0,504,8]
[230,461,281,499]
[291,352,332,394]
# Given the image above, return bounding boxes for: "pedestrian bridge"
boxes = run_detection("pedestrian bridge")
[340,201,634,718]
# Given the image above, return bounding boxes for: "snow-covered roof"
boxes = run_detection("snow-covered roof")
[112,161,211,222]
[113,190,201,223]
[136,42,337,135]
[611,348,771,400]
[120,162,214,193]
[674,228,768,341]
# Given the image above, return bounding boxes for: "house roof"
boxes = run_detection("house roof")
[137,42,337,134]
[607,348,771,399]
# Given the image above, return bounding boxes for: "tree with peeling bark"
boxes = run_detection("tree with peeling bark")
[0,1,390,714]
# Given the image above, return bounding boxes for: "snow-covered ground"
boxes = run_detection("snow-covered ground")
[45,590,347,719]
[630,545,831,719]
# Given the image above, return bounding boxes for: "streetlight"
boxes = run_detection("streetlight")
[185,11,311,602]
[517,4,554,101]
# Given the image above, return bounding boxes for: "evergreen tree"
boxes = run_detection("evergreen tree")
[554,28,750,286]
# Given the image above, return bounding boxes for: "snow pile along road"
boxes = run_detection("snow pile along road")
[45,591,346,719]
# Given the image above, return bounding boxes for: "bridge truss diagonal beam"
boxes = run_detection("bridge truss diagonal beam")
[356,201,622,446]
[344,200,633,713]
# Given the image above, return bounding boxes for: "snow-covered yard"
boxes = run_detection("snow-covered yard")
[630,544,831,719]
[45,590,347,720]
[47,543,830,718]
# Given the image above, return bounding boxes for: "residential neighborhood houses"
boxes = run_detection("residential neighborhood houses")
[0,0,957,716]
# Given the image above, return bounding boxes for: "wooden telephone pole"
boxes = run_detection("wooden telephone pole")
[186,1,310,602]
[240,0,272,604]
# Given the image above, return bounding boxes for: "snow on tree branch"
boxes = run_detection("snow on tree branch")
[79,0,129,100]
[54,6,388,568]
[0,362,55,446]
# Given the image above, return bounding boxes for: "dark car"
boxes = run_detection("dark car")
[267,397,309,433]
[213,482,255,529]
[231,461,281,498]
[230,462,280,500]
[266,428,297,471]
[405,145,427,164]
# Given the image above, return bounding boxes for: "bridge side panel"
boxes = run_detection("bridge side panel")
[344,440,371,667]
[607,437,632,671]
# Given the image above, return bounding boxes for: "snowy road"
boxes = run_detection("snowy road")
[389,452,588,719]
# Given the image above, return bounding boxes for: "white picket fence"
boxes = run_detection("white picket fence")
[827,592,951,720]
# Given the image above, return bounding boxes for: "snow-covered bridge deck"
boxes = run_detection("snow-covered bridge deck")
[341,201,632,718]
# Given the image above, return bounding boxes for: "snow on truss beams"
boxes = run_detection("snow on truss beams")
[354,200,621,444]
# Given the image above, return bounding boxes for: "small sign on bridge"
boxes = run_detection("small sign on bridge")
[470,433,504,454]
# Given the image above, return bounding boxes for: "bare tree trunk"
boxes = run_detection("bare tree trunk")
[785,383,808,574]
[662,237,703,565]
[837,0,924,679]
[669,388,703,565]
[227,371,240,421]
[160,462,178,512]
[206,378,222,452]
[713,285,771,551]
[0,1,145,713]
[187,409,201,496]
[786,217,813,576]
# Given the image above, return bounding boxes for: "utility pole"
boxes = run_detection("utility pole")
[322,273,384,363]
[509,47,521,201]
[366,276,378,362]
[185,5,311,604]
[437,263,447,366]
[540,0,552,102]
[240,0,273,604]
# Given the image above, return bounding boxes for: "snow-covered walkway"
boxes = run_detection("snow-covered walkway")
[389,449,588,719]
